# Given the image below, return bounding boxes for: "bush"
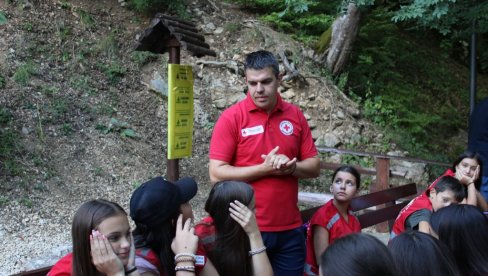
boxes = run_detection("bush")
[127,0,187,17]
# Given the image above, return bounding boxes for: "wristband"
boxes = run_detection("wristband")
[249,246,267,256]
[125,266,137,275]
[174,253,196,262]
[175,256,196,264]
[175,265,195,272]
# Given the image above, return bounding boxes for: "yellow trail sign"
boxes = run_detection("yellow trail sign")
[168,64,194,159]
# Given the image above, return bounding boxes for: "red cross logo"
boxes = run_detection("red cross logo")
[280,121,293,135]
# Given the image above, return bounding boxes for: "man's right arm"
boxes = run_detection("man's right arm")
[209,159,271,184]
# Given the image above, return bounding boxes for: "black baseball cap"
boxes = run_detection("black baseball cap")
[130,176,197,229]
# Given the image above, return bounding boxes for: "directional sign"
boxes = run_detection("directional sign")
[168,64,194,159]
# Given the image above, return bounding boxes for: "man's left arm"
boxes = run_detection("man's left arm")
[291,155,320,179]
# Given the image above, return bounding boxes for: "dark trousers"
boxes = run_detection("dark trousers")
[262,226,306,276]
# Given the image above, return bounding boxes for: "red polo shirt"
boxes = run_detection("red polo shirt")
[209,93,317,231]
[304,200,361,275]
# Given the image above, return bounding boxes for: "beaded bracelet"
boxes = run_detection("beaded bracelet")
[125,266,137,275]
[174,253,196,261]
[249,246,267,256]
[175,256,196,265]
[175,265,196,272]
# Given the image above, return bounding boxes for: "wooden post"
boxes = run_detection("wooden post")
[167,38,180,182]
[374,157,390,232]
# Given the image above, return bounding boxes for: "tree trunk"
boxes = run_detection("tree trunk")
[326,3,361,75]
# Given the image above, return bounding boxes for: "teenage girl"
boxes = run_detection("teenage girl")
[304,165,361,276]
[195,180,273,276]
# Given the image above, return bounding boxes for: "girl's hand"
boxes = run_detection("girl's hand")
[90,230,125,276]
[171,214,198,255]
[456,165,480,186]
[126,232,136,269]
[229,200,259,235]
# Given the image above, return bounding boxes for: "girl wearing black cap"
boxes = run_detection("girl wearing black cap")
[195,180,273,276]
[130,176,199,276]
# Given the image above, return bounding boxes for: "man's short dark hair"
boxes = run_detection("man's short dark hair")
[244,50,279,76]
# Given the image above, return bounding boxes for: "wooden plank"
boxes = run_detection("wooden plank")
[350,183,417,211]
[357,202,408,229]
[11,266,52,276]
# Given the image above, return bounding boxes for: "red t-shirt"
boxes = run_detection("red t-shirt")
[48,253,72,276]
[391,193,433,238]
[390,169,453,239]
[209,93,318,231]
[49,250,164,276]
[304,200,361,275]
[195,216,216,255]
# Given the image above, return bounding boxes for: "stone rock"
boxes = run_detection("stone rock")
[311,129,321,140]
[308,119,317,129]
[336,110,345,119]
[323,133,341,147]
[347,106,360,117]
[214,27,224,34]
[281,88,296,99]
[203,22,216,34]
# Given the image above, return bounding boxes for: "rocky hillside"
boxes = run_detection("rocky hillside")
[0,0,410,273]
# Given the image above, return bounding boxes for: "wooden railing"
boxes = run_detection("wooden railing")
[316,146,450,193]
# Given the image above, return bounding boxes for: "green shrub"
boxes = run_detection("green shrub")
[97,62,126,84]
[0,107,22,176]
[13,62,36,86]
[130,51,158,67]
[76,8,95,28]
[127,0,187,17]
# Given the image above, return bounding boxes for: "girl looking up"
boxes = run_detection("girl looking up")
[304,165,361,276]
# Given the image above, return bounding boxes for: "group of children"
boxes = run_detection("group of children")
[306,150,488,276]
[48,177,273,276]
[47,150,488,276]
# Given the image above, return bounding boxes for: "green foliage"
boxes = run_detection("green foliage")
[56,22,72,42]
[127,0,188,17]
[224,22,241,33]
[60,123,73,135]
[391,0,488,37]
[76,8,95,28]
[362,90,398,128]
[0,107,22,177]
[58,0,71,9]
[96,33,118,59]
[22,22,33,31]
[315,25,332,53]
[130,51,158,67]
[0,11,7,25]
[96,118,140,139]
[20,197,33,208]
[97,62,126,84]
[341,8,484,160]
[70,75,97,95]
[13,62,36,86]
[278,0,311,17]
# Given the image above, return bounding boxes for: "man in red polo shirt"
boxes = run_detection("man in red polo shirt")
[209,50,320,275]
